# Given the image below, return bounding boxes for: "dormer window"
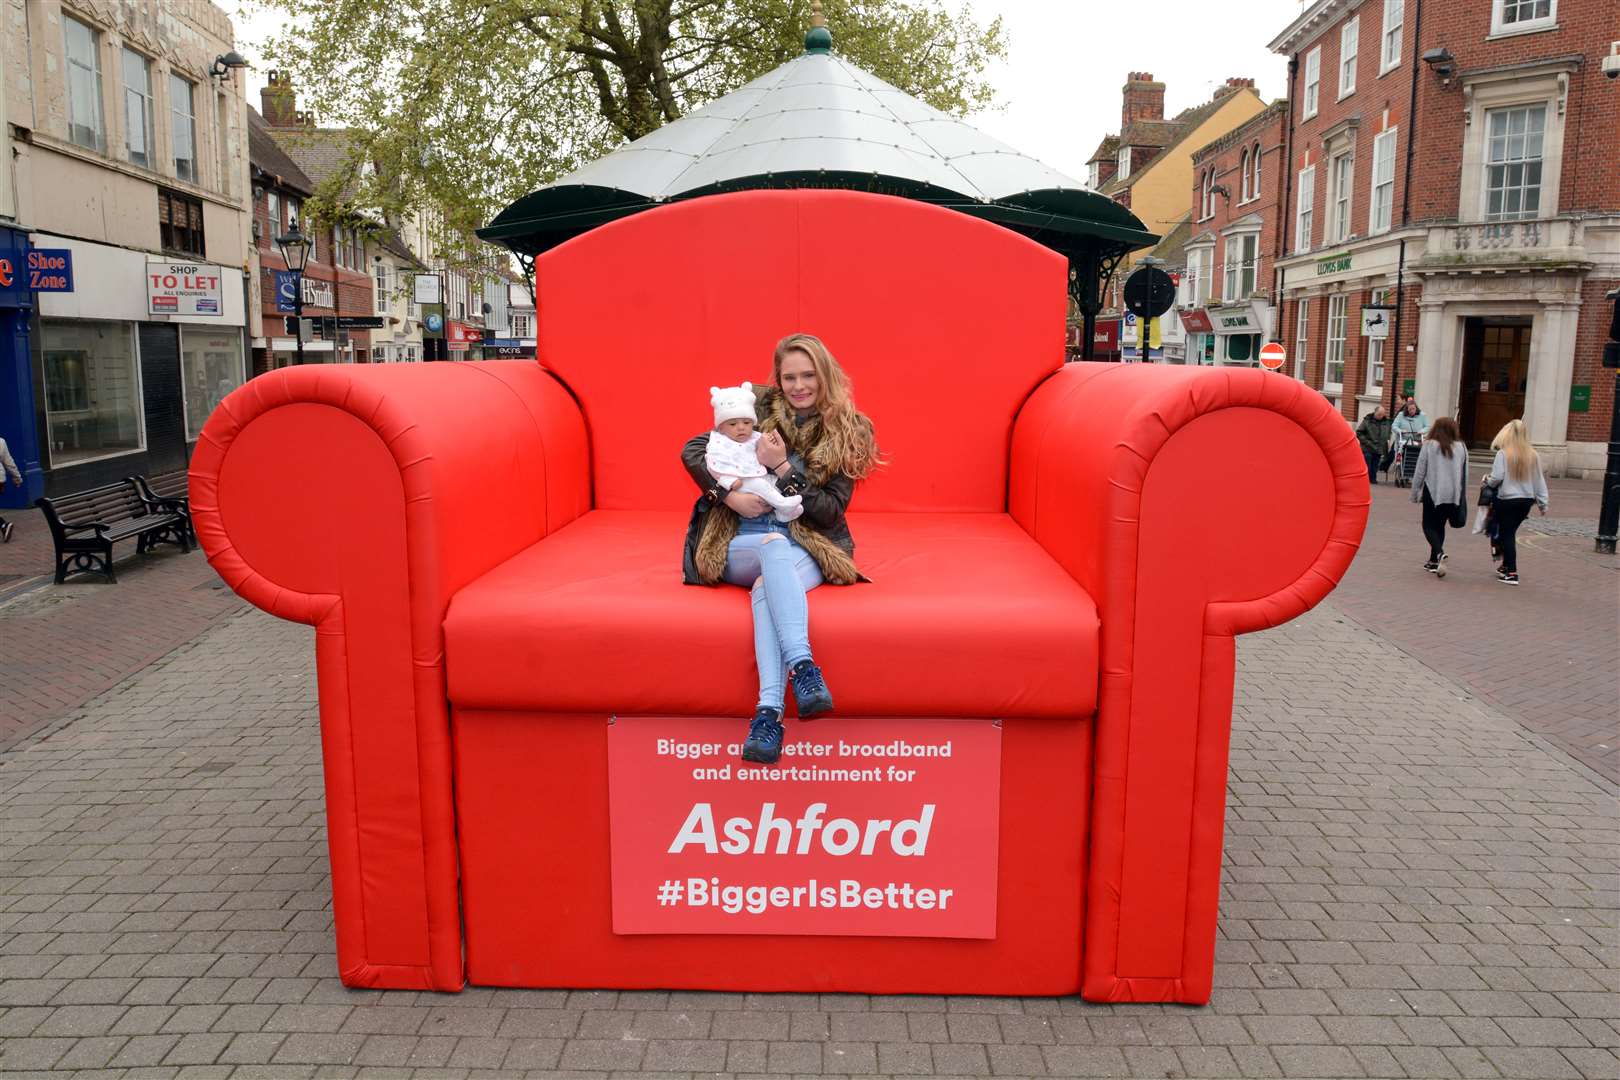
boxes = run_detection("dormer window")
[1117,144,1132,181]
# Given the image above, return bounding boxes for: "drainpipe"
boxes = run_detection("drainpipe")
[1389,0,1423,411]
[1277,56,1299,354]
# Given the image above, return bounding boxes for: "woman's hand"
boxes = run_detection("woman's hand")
[756,430,788,470]
[725,491,771,517]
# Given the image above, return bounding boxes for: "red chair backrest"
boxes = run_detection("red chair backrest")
[534,189,1066,512]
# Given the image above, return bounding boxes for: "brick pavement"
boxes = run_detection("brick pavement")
[1331,476,1619,783]
[0,510,246,751]
[0,597,1614,1078]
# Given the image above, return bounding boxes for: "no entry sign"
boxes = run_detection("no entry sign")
[1259,341,1288,370]
[608,716,1001,938]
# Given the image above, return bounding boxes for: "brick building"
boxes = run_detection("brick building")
[1180,101,1290,366]
[1270,0,1619,474]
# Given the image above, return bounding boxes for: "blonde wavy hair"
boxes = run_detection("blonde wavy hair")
[1491,418,1537,483]
[771,333,884,481]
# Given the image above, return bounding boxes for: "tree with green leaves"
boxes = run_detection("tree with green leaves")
[257,0,1005,259]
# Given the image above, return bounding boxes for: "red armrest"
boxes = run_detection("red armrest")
[188,361,589,990]
[1010,362,1367,1004]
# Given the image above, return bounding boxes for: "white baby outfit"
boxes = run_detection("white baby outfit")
[705,382,803,522]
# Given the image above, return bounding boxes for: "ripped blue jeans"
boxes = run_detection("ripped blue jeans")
[723,515,823,710]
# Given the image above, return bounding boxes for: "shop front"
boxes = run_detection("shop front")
[1205,301,1271,367]
[0,227,42,509]
[1180,307,1215,366]
[29,235,247,493]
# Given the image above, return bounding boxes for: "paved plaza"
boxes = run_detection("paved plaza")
[0,480,1615,1079]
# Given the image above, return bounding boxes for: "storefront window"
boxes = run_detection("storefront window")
[41,321,143,464]
[181,328,244,440]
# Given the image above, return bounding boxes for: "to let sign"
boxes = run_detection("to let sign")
[608,717,1001,937]
[148,261,223,316]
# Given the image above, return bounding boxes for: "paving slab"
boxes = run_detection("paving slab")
[1,506,1616,1076]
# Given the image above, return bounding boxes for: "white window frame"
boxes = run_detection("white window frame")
[1199,169,1213,220]
[1223,231,1259,301]
[169,73,197,183]
[1324,294,1348,391]
[1303,47,1321,119]
[1117,144,1132,182]
[1296,165,1316,251]
[1381,0,1404,73]
[1239,149,1251,202]
[375,264,390,314]
[1329,151,1354,244]
[1482,104,1547,222]
[1339,17,1359,99]
[1458,71,1565,224]
[1490,0,1556,38]
[1369,127,1397,234]
[121,47,154,169]
[1294,298,1310,381]
[1251,142,1262,199]
[266,190,280,237]
[1364,289,1390,395]
[63,16,106,153]
[286,196,301,230]
[511,313,532,339]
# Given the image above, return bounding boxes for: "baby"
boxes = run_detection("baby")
[706,382,803,522]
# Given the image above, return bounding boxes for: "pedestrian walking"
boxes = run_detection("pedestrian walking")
[1356,405,1393,484]
[0,435,22,543]
[1409,416,1467,577]
[1392,397,1429,444]
[1484,418,1548,586]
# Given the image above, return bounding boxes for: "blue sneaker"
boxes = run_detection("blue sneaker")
[741,707,784,763]
[789,660,834,719]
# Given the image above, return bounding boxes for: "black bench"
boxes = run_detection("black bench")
[131,470,196,544]
[35,479,191,584]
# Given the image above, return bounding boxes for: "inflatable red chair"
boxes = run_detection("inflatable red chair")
[191,189,1366,1003]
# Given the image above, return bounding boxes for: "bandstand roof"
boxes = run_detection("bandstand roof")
[479,29,1154,264]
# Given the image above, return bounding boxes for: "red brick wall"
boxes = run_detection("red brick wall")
[1408,0,1620,222]
[252,187,372,358]
[1191,105,1286,307]
[1281,2,1417,258]
[1569,282,1617,445]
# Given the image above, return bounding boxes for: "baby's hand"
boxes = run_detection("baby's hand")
[757,430,788,469]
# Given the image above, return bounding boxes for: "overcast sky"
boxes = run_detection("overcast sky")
[231,0,1311,185]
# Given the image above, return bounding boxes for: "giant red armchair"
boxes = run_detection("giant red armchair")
[191,190,1366,1003]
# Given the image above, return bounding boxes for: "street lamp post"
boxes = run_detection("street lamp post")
[275,228,311,367]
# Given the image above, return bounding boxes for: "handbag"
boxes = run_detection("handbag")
[1478,481,1498,507]
[1448,501,1468,529]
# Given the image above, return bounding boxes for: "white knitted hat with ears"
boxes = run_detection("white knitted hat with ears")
[711,381,757,427]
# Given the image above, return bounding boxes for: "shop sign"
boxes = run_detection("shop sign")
[446,321,482,345]
[484,337,536,359]
[1361,306,1391,339]
[1570,385,1591,413]
[148,261,223,316]
[412,273,442,304]
[274,270,334,312]
[336,315,385,329]
[420,303,446,338]
[1092,319,1119,352]
[0,243,24,306]
[1180,308,1214,333]
[608,716,1001,937]
[27,249,74,292]
[1211,306,1260,334]
[1316,253,1352,275]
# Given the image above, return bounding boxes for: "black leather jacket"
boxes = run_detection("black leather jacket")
[679,432,856,585]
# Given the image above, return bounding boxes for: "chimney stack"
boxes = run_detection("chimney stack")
[1217,76,1256,97]
[262,70,297,127]
[1121,72,1165,129]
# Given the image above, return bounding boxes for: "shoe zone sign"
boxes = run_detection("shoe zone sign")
[608,717,1001,937]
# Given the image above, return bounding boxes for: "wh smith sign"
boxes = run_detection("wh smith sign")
[148,261,222,316]
[274,270,334,312]
[608,717,1000,937]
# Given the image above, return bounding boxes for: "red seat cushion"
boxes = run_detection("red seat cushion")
[444,511,1098,719]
